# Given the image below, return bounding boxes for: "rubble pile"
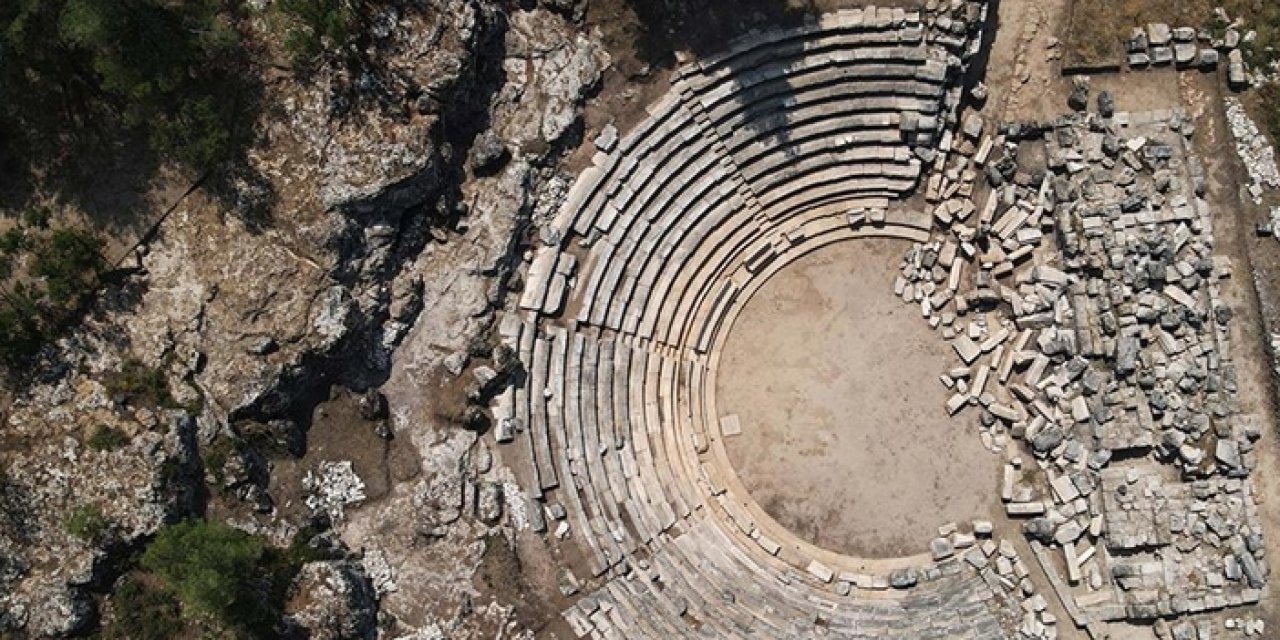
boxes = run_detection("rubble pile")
[1117,13,1272,88]
[303,460,368,523]
[1223,97,1279,205]
[1124,23,1221,72]
[895,100,1269,630]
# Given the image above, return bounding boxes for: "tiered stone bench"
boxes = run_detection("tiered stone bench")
[499,5,1027,638]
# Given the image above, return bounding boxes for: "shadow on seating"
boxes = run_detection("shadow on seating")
[621,0,814,66]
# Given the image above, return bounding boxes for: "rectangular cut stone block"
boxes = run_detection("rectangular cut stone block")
[807,560,835,583]
[719,414,742,437]
[1007,502,1046,516]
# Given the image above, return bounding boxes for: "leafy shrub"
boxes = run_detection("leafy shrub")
[88,425,129,451]
[141,520,268,628]
[102,575,185,640]
[0,223,105,372]
[0,284,48,369]
[0,0,251,174]
[106,358,176,409]
[31,228,104,304]
[278,0,361,63]
[65,504,110,541]
[200,435,237,489]
[1258,83,1280,145]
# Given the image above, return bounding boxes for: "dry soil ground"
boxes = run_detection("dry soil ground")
[717,239,1002,558]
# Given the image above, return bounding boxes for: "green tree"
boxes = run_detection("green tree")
[0,0,250,176]
[31,228,103,304]
[103,576,184,640]
[0,284,47,368]
[88,425,130,451]
[141,519,267,626]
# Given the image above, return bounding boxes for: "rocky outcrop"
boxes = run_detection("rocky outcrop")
[283,559,379,639]
[0,359,200,635]
[0,0,606,635]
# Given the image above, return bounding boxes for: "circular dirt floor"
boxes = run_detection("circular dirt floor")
[717,238,1001,558]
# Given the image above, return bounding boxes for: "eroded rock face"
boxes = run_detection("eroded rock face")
[333,9,607,631]
[493,9,608,148]
[284,560,379,639]
[0,366,200,635]
[0,1,605,636]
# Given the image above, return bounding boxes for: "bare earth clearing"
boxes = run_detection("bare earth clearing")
[718,239,1001,558]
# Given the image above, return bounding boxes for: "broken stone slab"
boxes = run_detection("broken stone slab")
[1068,77,1090,112]
[1199,48,1220,70]
[953,334,982,364]
[931,537,956,561]
[963,113,985,140]
[1216,439,1243,470]
[1051,474,1081,503]
[889,568,919,589]
[1054,520,1084,545]
[1064,543,1081,584]
[1097,91,1115,119]
[1127,27,1148,52]
[1228,50,1247,87]
[1008,502,1047,517]
[1032,264,1069,287]
[1174,43,1198,66]
[1147,23,1172,46]
[1225,28,1241,49]
[593,124,619,153]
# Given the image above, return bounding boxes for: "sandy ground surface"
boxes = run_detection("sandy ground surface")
[717,239,1002,558]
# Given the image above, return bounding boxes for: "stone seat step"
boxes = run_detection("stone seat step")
[581,150,733,330]
[602,163,737,332]
[636,201,741,341]
[690,50,931,111]
[529,333,560,491]
[699,54,938,121]
[642,353,699,517]
[690,21,914,87]
[623,347,680,531]
[545,327,614,577]
[571,335,639,559]
[623,188,743,337]
[593,185,747,340]
[739,141,913,186]
[721,110,903,157]
[657,203,847,348]
[763,178,915,223]
[689,40,930,103]
[703,79,941,140]
[764,187,902,223]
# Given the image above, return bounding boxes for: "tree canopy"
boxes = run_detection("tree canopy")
[0,0,252,176]
[140,519,266,626]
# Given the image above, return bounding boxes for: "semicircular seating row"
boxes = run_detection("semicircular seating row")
[497,7,1021,638]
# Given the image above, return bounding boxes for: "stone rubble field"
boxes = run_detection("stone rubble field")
[897,80,1271,637]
